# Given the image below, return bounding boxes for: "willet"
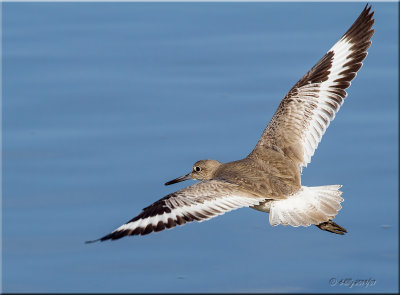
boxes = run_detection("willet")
[87,5,374,242]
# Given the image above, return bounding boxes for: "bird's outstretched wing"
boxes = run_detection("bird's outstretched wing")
[250,5,374,171]
[87,180,264,242]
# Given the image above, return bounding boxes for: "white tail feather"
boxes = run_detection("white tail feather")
[269,185,343,227]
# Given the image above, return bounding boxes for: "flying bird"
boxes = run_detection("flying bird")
[87,5,374,243]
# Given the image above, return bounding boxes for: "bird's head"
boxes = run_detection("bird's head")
[165,159,222,185]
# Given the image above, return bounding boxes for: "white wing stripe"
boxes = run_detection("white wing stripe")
[113,195,262,233]
[299,29,369,168]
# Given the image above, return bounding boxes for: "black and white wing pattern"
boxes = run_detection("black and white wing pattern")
[250,5,374,171]
[87,180,264,242]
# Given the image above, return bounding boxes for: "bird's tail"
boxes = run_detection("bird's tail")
[267,185,345,231]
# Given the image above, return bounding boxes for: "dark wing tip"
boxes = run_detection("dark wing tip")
[85,217,190,243]
[84,193,198,242]
[85,230,134,243]
[341,3,375,45]
[85,238,101,244]
[84,233,116,243]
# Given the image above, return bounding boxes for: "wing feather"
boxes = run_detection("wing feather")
[250,5,374,171]
[88,180,264,242]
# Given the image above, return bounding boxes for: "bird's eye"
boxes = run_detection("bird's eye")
[194,166,201,172]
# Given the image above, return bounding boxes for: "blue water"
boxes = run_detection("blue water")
[2,2,398,293]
